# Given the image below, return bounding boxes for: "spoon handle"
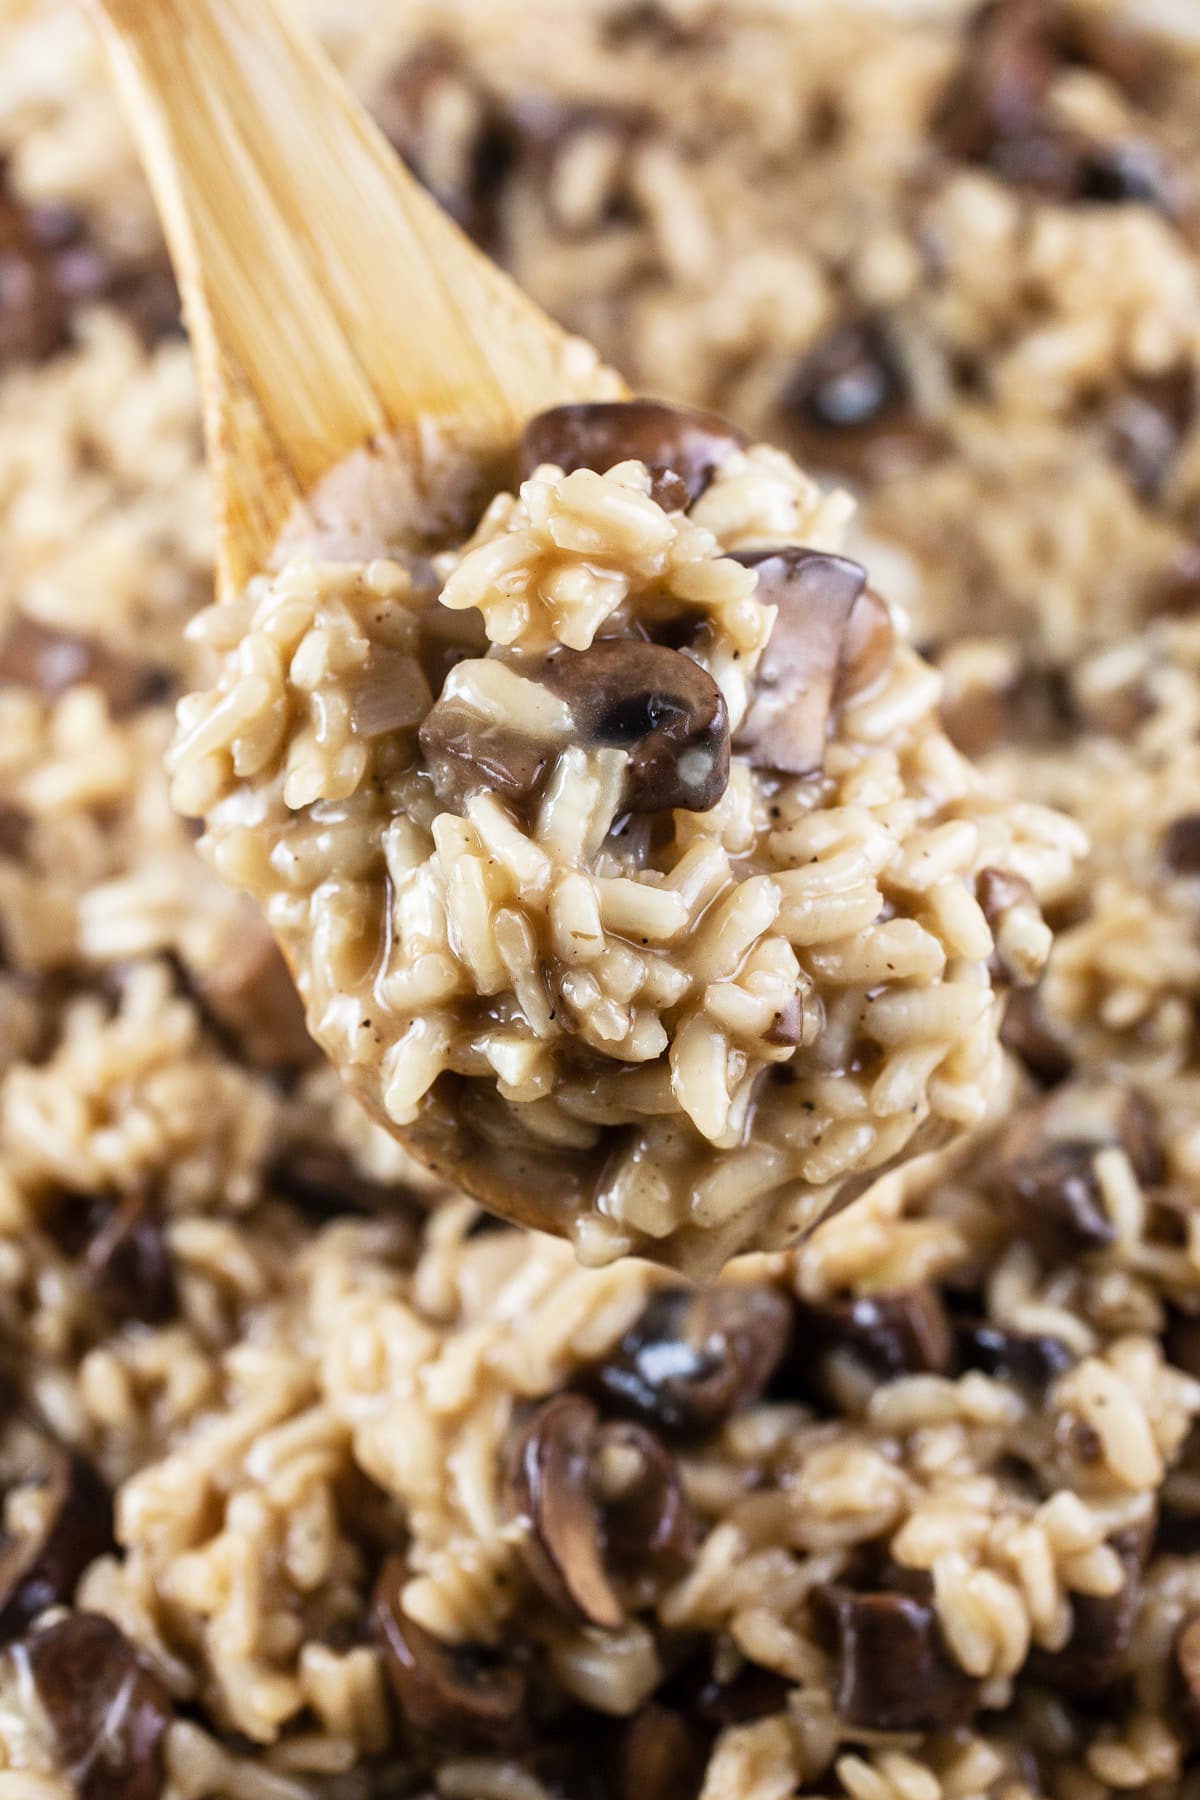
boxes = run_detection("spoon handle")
[87,0,595,594]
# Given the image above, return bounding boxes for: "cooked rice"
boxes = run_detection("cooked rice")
[2,0,1200,1796]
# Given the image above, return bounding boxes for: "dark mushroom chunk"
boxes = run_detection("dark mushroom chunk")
[371,1555,527,1743]
[784,1287,952,1407]
[995,1141,1115,1259]
[934,0,1054,166]
[668,1655,792,1728]
[609,1705,709,1800]
[999,985,1072,1086]
[0,616,168,715]
[593,1420,694,1578]
[85,1197,176,1327]
[539,639,729,813]
[18,1612,172,1800]
[374,45,518,250]
[504,1394,693,1628]
[518,399,748,505]
[582,1284,793,1442]
[1105,370,1194,501]
[977,866,1041,987]
[0,803,30,863]
[813,1585,977,1731]
[506,1395,624,1629]
[271,1144,428,1224]
[0,1448,114,1642]
[1164,814,1200,878]
[955,1320,1075,1390]
[418,691,555,805]
[1148,542,1200,619]
[731,547,882,775]
[1027,1522,1150,1693]
[781,319,936,480]
[1175,1616,1200,1743]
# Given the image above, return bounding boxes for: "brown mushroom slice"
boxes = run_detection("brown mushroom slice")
[610,1704,710,1800]
[996,1140,1116,1259]
[518,400,748,505]
[976,866,1043,987]
[582,1285,793,1442]
[1164,813,1200,877]
[814,1586,977,1731]
[954,1320,1074,1391]
[0,1448,114,1642]
[371,1555,527,1743]
[731,548,873,775]
[539,640,729,813]
[594,1420,694,1578]
[418,665,563,806]
[1027,1522,1150,1692]
[505,1395,624,1630]
[787,1287,953,1404]
[780,320,937,480]
[0,616,167,716]
[17,1612,172,1800]
[1176,1616,1200,1743]
[85,1197,176,1328]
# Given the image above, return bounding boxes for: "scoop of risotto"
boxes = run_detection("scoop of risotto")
[169,400,1081,1272]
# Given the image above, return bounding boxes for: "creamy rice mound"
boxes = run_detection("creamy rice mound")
[169,401,1077,1272]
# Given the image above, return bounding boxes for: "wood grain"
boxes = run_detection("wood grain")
[86,0,601,595]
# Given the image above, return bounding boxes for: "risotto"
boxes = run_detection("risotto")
[168,399,1072,1274]
[2,0,1200,1797]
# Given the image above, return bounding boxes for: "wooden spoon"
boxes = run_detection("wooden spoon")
[87,0,630,1244]
[87,0,613,601]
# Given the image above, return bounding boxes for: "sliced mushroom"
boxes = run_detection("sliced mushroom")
[582,1284,793,1441]
[271,1143,428,1224]
[732,548,883,775]
[814,1585,977,1731]
[934,0,1056,167]
[504,1394,693,1628]
[996,1141,1115,1259]
[785,1287,952,1407]
[1175,1616,1200,1743]
[977,866,1043,987]
[85,1197,176,1327]
[999,985,1073,1087]
[610,1704,709,1800]
[371,1555,527,1743]
[1027,1522,1150,1693]
[375,44,518,250]
[0,616,167,715]
[1105,370,1195,501]
[17,1612,172,1800]
[1164,814,1200,877]
[954,1320,1075,1390]
[593,1420,694,1577]
[781,319,937,480]
[0,1448,114,1642]
[518,400,748,504]
[0,803,30,863]
[539,640,730,813]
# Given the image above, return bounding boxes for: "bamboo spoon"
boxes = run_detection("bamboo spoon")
[87,0,631,1242]
[87,0,613,602]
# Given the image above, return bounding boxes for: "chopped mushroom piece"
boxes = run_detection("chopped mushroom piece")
[814,1585,977,1731]
[582,1285,793,1441]
[518,399,748,502]
[786,1287,953,1406]
[504,1394,693,1627]
[732,548,889,774]
[0,616,167,716]
[977,866,1048,987]
[0,1447,114,1642]
[999,985,1073,1086]
[954,1320,1075,1390]
[16,1612,172,1800]
[996,1140,1115,1258]
[1028,1522,1151,1692]
[371,1556,527,1743]
[538,640,730,812]
[1176,1616,1200,1743]
[1163,813,1200,877]
[85,1196,176,1327]
[781,319,937,479]
[610,1704,709,1800]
